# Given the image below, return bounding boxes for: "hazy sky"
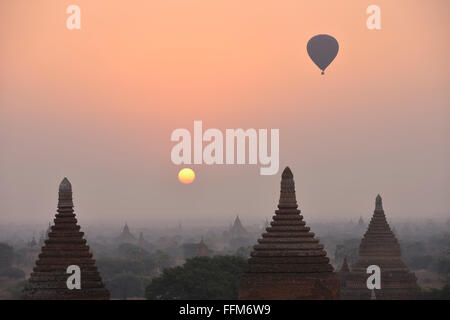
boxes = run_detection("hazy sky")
[1,0,449,226]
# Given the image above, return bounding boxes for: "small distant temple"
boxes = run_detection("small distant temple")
[138,232,146,247]
[340,256,350,273]
[239,167,339,300]
[340,195,420,300]
[22,178,109,300]
[229,215,249,238]
[116,222,137,244]
[137,232,153,252]
[338,256,350,288]
[28,236,37,248]
[196,238,210,257]
[24,236,40,266]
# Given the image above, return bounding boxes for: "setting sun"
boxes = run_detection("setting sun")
[178,168,196,184]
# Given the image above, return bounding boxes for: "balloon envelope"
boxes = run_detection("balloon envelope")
[307,34,339,74]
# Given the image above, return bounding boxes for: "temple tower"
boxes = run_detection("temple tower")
[22,178,109,300]
[358,216,365,227]
[138,232,146,247]
[116,222,137,244]
[196,238,211,257]
[230,215,249,238]
[239,167,339,300]
[338,256,350,289]
[340,256,350,273]
[340,195,420,299]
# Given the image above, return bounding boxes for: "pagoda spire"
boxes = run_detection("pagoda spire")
[278,167,298,209]
[340,256,350,273]
[58,177,73,210]
[375,194,383,212]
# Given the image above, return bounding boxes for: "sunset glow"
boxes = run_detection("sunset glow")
[0,0,449,303]
[178,168,196,184]
[0,0,449,223]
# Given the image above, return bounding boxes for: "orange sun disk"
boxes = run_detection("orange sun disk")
[178,168,195,184]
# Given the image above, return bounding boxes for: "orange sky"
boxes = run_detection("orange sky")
[0,0,449,225]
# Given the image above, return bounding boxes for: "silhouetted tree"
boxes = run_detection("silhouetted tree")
[423,283,450,300]
[145,256,247,300]
[105,273,144,299]
[0,267,25,279]
[0,243,14,270]
[430,255,450,276]
[181,243,198,259]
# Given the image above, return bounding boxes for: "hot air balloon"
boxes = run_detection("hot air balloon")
[307,34,339,75]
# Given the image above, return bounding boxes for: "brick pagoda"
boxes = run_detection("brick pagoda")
[22,178,110,300]
[239,167,339,299]
[340,195,420,300]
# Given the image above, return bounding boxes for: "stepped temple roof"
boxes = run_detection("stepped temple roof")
[239,167,339,300]
[340,195,420,300]
[22,178,109,300]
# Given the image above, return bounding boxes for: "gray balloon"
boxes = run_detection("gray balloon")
[307,34,339,75]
